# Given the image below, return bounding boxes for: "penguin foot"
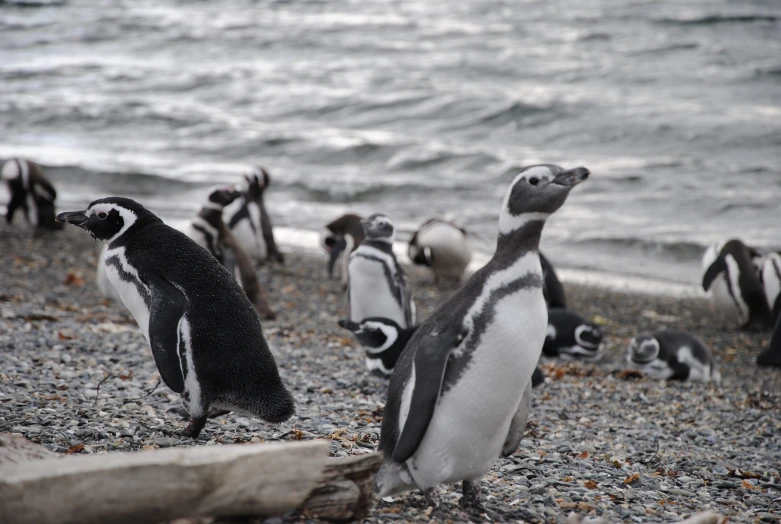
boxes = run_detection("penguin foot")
[459,481,506,522]
[181,416,208,438]
[757,347,781,368]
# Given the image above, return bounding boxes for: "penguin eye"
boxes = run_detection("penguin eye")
[528,177,539,186]
[97,212,108,220]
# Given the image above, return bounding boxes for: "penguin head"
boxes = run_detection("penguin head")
[206,186,241,208]
[499,164,589,234]
[627,336,661,364]
[57,197,157,243]
[574,322,604,351]
[361,214,395,243]
[245,167,270,201]
[322,214,365,277]
[338,317,401,351]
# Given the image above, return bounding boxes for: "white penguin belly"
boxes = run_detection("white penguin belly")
[103,246,151,342]
[349,256,405,326]
[407,288,546,488]
[418,224,472,279]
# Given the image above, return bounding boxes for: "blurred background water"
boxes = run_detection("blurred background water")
[1,0,779,286]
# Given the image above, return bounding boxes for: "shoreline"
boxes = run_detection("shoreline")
[1,223,779,523]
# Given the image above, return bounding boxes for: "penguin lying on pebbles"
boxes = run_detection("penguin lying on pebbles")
[338,317,417,377]
[540,252,566,308]
[321,213,364,283]
[57,197,294,437]
[184,186,276,320]
[543,308,603,360]
[408,218,472,284]
[347,214,415,328]
[225,167,285,267]
[375,164,589,516]
[626,330,720,383]
[2,158,61,230]
[702,240,772,331]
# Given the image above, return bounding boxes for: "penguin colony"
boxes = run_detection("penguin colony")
[4,156,781,518]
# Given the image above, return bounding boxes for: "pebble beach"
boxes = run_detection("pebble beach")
[1,224,780,523]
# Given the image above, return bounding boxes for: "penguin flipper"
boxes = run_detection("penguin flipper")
[702,257,727,291]
[502,379,532,457]
[540,252,567,308]
[144,270,187,393]
[392,332,457,463]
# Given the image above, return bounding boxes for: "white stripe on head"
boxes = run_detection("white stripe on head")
[88,203,139,244]
[574,324,600,349]
[361,321,399,353]
[499,166,553,235]
[546,323,557,340]
[1,160,20,181]
[366,356,393,375]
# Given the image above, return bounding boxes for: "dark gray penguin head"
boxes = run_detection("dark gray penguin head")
[338,317,401,350]
[499,164,589,235]
[206,186,241,208]
[57,197,158,243]
[627,336,661,364]
[361,213,395,243]
[560,322,604,360]
[321,213,365,277]
[245,167,270,202]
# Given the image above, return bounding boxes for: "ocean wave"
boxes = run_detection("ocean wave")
[573,237,708,262]
[0,0,65,6]
[656,14,779,25]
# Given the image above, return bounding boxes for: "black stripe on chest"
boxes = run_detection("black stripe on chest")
[104,254,152,308]
[353,250,404,305]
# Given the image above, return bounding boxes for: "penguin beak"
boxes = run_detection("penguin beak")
[327,237,347,277]
[56,210,89,229]
[552,167,590,187]
[337,319,360,331]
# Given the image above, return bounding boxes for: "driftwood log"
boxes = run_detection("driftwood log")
[0,435,381,524]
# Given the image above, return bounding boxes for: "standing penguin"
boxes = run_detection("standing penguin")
[626,330,721,383]
[57,198,294,437]
[702,240,772,331]
[2,158,61,230]
[375,164,589,515]
[760,252,781,318]
[183,186,276,320]
[338,317,417,377]
[225,167,285,267]
[321,213,365,283]
[408,218,473,284]
[347,214,415,328]
[543,308,603,360]
[540,252,566,308]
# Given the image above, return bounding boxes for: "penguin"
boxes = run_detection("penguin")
[183,186,276,319]
[702,240,772,331]
[338,317,417,377]
[531,367,545,388]
[321,213,365,284]
[2,158,61,230]
[347,214,415,328]
[626,330,721,383]
[408,218,473,284]
[225,167,285,267]
[540,252,566,308]
[542,308,603,360]
[375,164,589,515]
[57,197,294,437]
[760,252,781,318]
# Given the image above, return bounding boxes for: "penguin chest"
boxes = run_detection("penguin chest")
[348,256,403,325]
[409,288,546,487]
[234,203,266,262]
[103,247,152,342]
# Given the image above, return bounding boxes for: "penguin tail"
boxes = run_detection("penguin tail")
[259,388,296,423]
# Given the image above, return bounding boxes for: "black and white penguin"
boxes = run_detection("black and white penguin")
[375,164,589,514]
[540,252,566,308]
[758,308,781,368]
[408,218,473,284]
[183,186,241,265]
[626,330,720,383]
[321,213,365,283]
[347,214,415,328]
[2,158,61,230]
[225,167,285,267]
[543,308,603,360]
[702,240,772,331]
[57,198,294,437]
[760,252,781,318]
[338,317,417,377]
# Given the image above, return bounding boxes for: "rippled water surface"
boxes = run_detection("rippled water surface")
[1,0,780,284]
